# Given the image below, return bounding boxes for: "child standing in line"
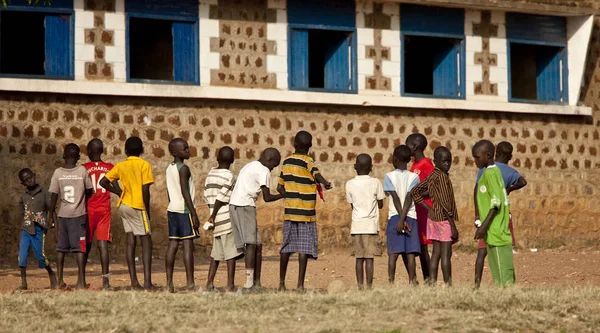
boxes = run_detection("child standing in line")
[472,140,515,286]
[278,131,331,292]
[16,168,57,290]
[411,146,458,286]
[345,154,385,289]
[385,146,421,285]
[48,144,94,289]
[205,146,243,293]
[164,138,200,293]
[406,133,435,281]
[229,148,283,291]
[474,141,526,288]
[83,138,115,290]
[100,137,156,290]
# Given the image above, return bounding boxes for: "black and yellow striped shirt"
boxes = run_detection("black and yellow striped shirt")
[278,153,320,222]
[411,167,459,222]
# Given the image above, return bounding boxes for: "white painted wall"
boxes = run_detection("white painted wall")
[567,15,594,106]
[267,0,288,89]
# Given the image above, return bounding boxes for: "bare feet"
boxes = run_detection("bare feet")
[166,284,176,293]
[130,283,144,291]
[144,284,160,292]
[278,283,287,292]
[49,272,57,290]
[14,285,27,292]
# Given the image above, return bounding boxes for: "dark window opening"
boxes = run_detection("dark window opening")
[404,35,461,97]
[510,43,563,102]
[307,30,351,89]
[129,18,174,81]
[0,11,46,75]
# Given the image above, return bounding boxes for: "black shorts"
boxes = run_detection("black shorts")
[167,212,199,240]
[57,216,87,253]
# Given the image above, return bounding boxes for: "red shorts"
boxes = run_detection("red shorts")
[87,210,112,243]
[479,215,515,249]
[417,217,432,245]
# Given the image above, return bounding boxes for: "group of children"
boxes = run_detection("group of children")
[346,134,526,289]
[16,129,524,292]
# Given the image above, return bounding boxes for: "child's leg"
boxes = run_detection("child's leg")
[419,245,430,281]
[474,247,487,289]
[297,253,308,290]
[75,251,87,289]
[388,253,399,283]
[440,241,453,286]
[140,234,154,289]
[254,244,263,287]
[125,232,141,289]
[165,240,179,292]
[365,258,374,289]
[244,243,256,289]
[403,253,417,284]
[429,241,441,284]
[56,252,66,288]
[18,231,30,289]
[279,252,291,291]
[206,258,219,290]
[226,259,236,292]
[98,240,110,289]
[182,239,195,290]
[355,258,365,289]
[31,227,55,288]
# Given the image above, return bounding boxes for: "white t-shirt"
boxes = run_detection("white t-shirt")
[229,161,270,207]
[346,175,386,234]
[166,162,195,214]
[384,170,420,219]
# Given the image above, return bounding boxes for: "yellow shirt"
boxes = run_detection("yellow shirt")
[104,156,154,210]
[278,153,320,222]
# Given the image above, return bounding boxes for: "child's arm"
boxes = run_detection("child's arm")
[377,200,384,209]
[142,184,151,221]
[474,208,498,240]
[99,178,122,197]
[315,174,331,190]
[473,185,480,221]
[179,165,199,231]
[385,191,404,232]
[261,186,283,202]
[410,180,431,212]
[48,193,58,238]
[507,176,527,195]
[397,193,414,233]
[277,184,286,196]
[18,196,24,222]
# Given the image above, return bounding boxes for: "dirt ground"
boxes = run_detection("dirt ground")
[2,246,600,292]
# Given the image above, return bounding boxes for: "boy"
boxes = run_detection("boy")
[165,138,200,293]
[411,146,459,285]
[472,140,515,287]
[229,148,283,291]
[204,146,242,292]
[474,141,526,288]
[48,144,94,289]
[83,138,115,290]
[100,137,155,290]
[406,133,434,281]
[278,131,331,292]
[346,154,385,289]
[384,146,421,285]
[16,168,57,290]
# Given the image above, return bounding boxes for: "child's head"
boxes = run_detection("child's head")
[495,141,513,163]
[259,147,281,171]
[294,131,312,152]
[87,138,104,156]
[18,168,36,188]
[63,143,81,162]
[354,154,372,175]
[125,136,144,157]
[433,146,452,173]
[168,138,190,161]
[217,146,235,167]
[405,133,428,156]
[471,140,495,169]
[392,145,411,169]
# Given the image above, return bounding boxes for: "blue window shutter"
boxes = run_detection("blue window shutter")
[172,22,197,83]
[44,14,71,77]
[401,5,464,37]
[433,42,458,97]
[507,13,566,45]
[325,34,350,90]
[290,29,308,89]
[536,47,561,102]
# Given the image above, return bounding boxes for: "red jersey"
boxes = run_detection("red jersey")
[410,157,434,220]
[84,161,114,213]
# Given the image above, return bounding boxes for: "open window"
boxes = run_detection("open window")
[507,13,568,104]
[400,5,465,99]
[0,9,73,79]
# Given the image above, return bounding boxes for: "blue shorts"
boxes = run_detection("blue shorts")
[19,224,49,269]
[386,216,421,255]
[167,212,199,240]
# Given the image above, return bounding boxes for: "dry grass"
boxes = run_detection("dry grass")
[1,285,600,333]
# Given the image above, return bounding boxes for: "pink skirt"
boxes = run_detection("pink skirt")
[427,218,453,242]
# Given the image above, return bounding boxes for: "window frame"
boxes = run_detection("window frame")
[125,12,199,85]
[0,5,75,80]
[287,23,358,94]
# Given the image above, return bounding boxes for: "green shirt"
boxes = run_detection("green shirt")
[477,165,511,247]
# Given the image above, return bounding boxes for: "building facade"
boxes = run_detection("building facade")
[0,0,598,257]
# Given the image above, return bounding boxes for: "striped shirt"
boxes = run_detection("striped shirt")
[204,168,236,237]
[411,167,459,222]
[278,153,321,223]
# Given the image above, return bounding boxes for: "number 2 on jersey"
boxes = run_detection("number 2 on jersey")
[90,173,106,193]
[63,185,75,203]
